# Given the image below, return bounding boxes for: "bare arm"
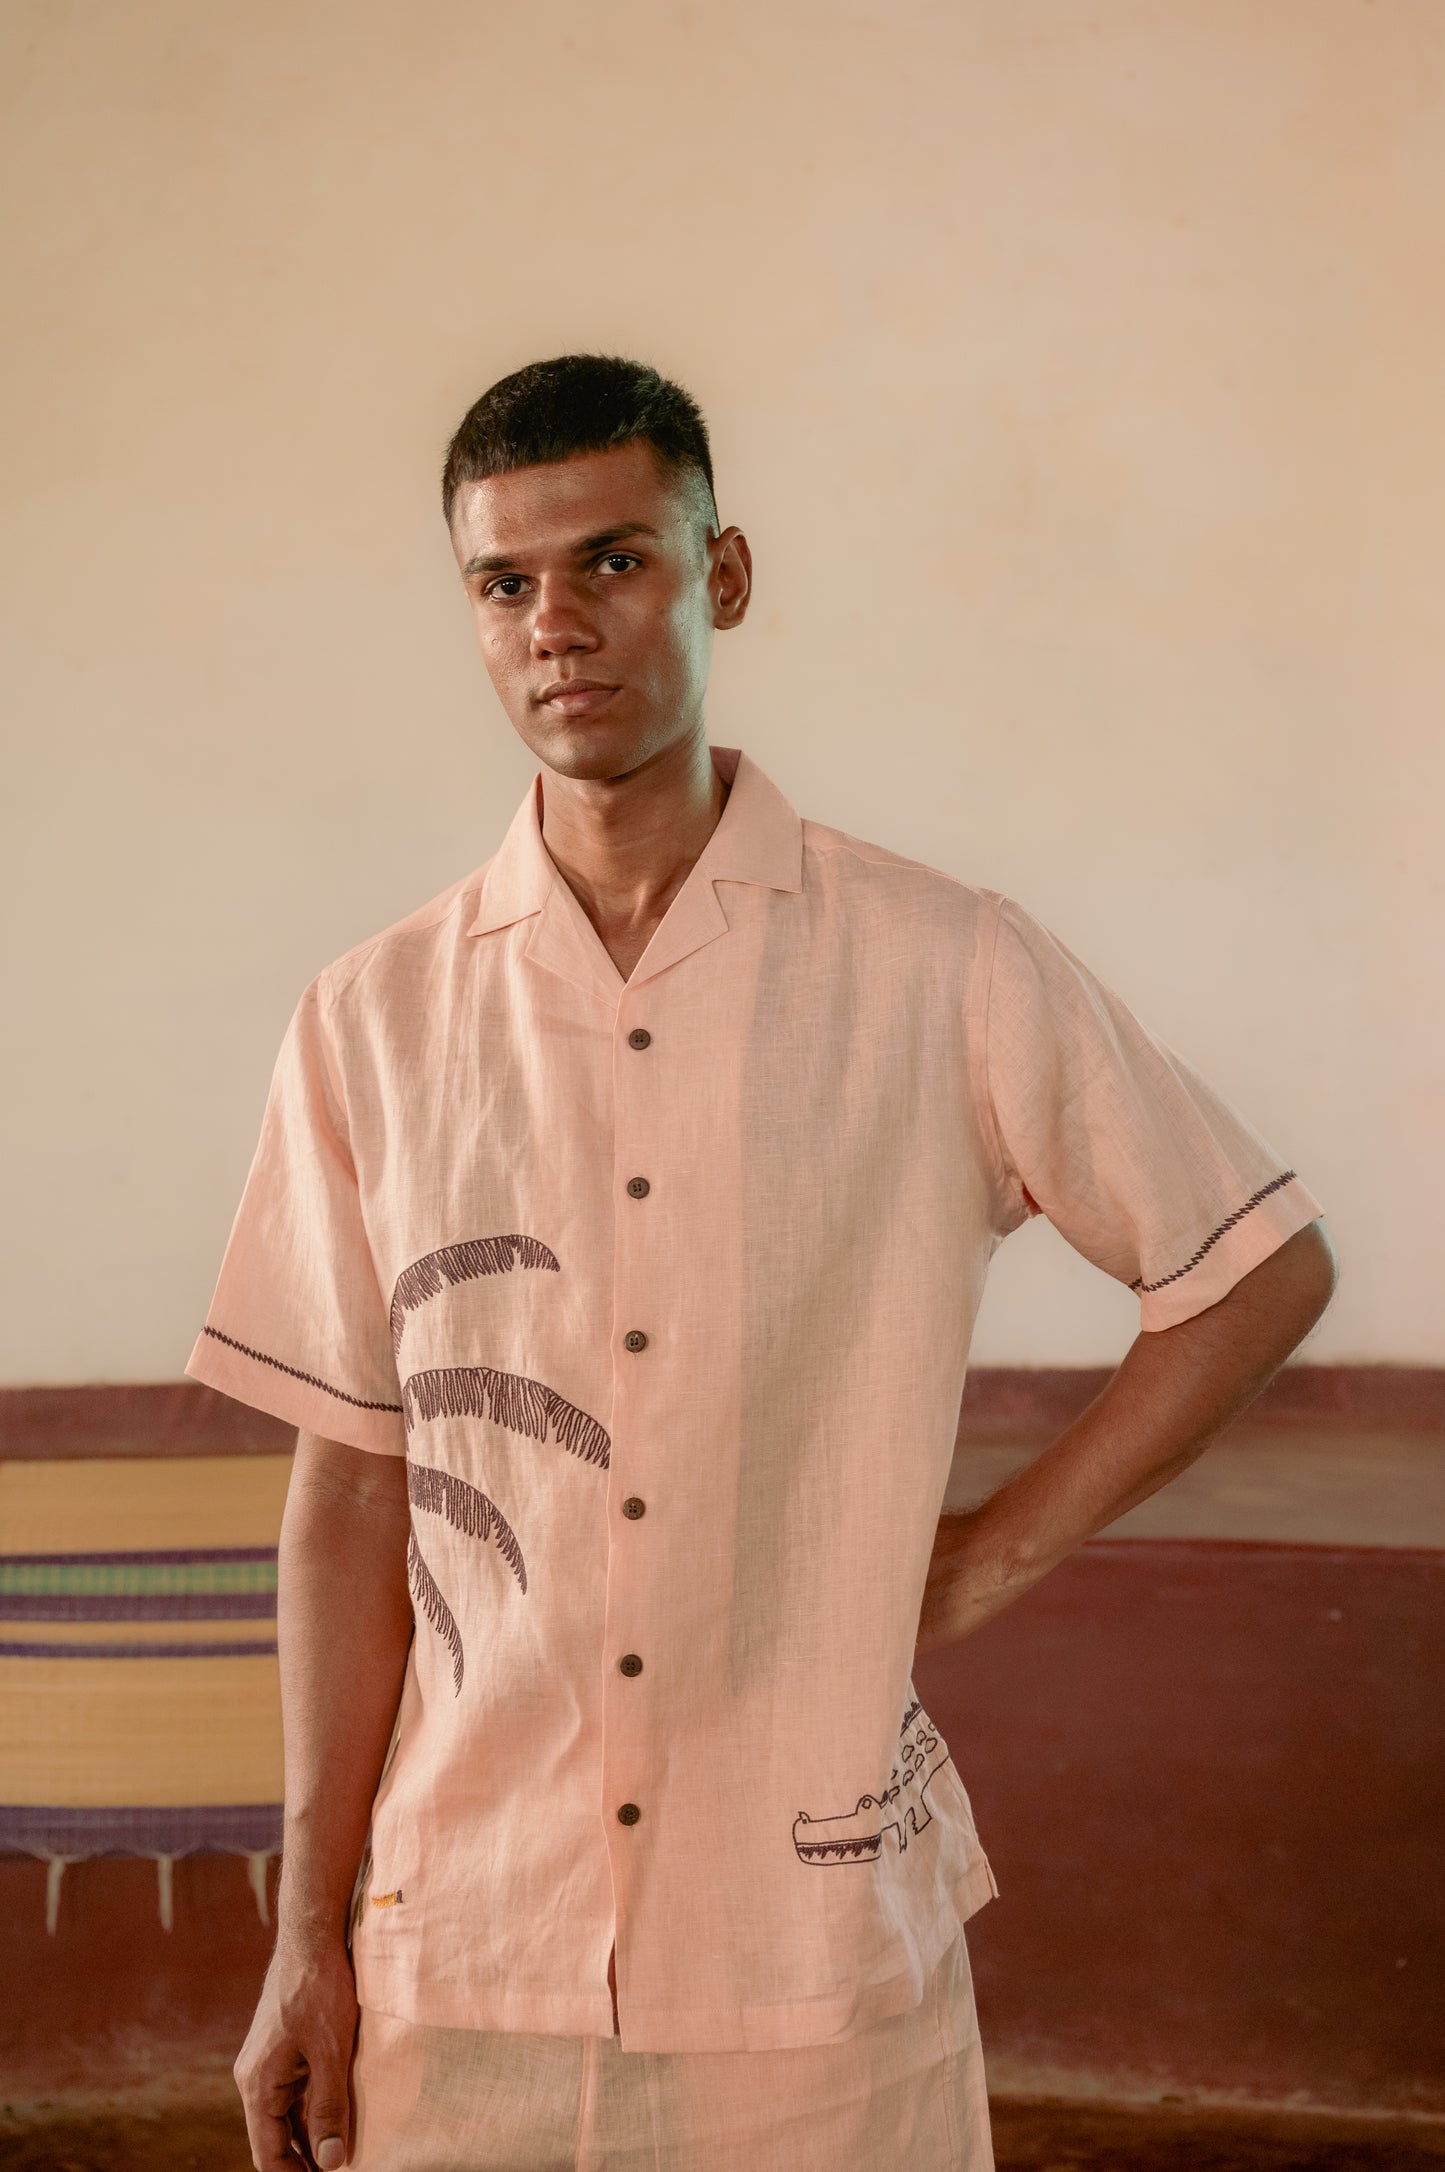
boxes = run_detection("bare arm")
[915,1218,1339,1654]
[235,1432,413,2171]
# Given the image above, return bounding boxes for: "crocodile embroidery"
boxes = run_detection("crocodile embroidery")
[792,1700,952,1865]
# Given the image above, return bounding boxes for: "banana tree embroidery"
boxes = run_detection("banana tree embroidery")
[389,1234,560,1357]
[391,1234,610,1693]
[406,1530,465,1694]
[401,1365,609,1468]
[407,1461,526,1694]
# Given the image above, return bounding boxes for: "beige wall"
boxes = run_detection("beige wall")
[3,0,1439,1380]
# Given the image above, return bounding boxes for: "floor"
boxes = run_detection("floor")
[2,2098,1444,2170]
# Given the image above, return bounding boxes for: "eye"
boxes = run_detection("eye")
[598,553,640,575]
[484,575,528,601]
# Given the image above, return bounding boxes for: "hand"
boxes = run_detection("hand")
[913,1221,1340,1663]
[914,1511,1000,1656]
[234,1935,359,2170]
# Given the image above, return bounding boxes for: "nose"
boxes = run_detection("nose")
[530,575,600,661]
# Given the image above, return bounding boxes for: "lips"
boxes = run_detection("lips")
[541,681,618,716]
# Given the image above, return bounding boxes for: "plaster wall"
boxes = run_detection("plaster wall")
[4,1,1438,1376]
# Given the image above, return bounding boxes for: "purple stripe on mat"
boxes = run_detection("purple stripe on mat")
[0,1593,277,1622]
[0,1548,276,1568]
[0,1639,279,1660]
[0,1803,284,1857]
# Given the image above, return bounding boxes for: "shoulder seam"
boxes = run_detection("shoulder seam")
[315,876,481,1013]
[803,828,997,901]
[977,893,1028,1218]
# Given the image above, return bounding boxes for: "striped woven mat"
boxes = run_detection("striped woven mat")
[0,1455,288,1865]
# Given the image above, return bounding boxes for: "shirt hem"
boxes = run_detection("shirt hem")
[353,1854,1000,2053]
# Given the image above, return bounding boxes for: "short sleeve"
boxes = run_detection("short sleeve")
[184,977,407,1454]
[981,895,1325,1332]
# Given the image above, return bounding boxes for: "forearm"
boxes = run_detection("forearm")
[916,1218,1338,1653]
[274,1432,415,1950]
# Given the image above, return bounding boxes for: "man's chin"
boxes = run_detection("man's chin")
[521,710,668,783]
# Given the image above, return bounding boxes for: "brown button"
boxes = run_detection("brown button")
[623,1329,648,1353]
[617,1802,641,1826]
[626,1176,650,1199]
[628,1028,652,1049]
[619,1653,643,1677]
[622,1496,646,1519]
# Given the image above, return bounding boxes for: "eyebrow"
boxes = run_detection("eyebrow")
[461,522,660,580]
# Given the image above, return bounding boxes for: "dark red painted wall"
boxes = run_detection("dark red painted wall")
[1,1852,279,2092]
[916,1539,1445,2115]
[3,1538,1441,2114]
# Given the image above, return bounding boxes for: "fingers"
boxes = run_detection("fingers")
[307,2096,350,2169]
[238,2045,351,2170]
[288,2098,347,2170]
[234,1949,358,2171]
[238,2064,310,2171]
[303,2026,356,2170]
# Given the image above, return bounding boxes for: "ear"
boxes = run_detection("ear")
[712,526,752,631]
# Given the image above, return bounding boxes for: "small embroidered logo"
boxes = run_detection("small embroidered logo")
[369,1888,404,1908]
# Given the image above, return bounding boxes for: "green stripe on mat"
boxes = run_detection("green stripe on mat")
[0,1559,278,1596]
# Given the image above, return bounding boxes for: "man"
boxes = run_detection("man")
[188,354,1337,2171]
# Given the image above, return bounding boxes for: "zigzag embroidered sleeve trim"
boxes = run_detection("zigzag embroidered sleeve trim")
[201,1326,404,1414]
[1129,1171,1300,1295]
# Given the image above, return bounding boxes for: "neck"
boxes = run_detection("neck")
[537,729,729,972]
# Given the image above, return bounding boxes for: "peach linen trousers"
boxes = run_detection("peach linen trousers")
[187,745,1323,2170]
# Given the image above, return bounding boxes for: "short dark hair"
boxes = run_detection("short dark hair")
[441,353,718,533]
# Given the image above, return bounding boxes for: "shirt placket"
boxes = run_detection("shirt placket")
[599,996,671,2025]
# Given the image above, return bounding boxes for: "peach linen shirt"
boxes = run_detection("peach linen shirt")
[186,743,1323,2054]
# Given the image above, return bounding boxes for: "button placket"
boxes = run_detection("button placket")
[606,1009,663,1913]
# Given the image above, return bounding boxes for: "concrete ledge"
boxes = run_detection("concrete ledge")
[946,1424,1445,1548]
[3,1367,1444,1459]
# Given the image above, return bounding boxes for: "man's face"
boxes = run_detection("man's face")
[449,439,752,782]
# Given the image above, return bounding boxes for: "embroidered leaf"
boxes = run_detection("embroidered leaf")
[401,1366,610,1469]
[407,1532,463,1695]
[389,1235,560,1354]
[406,1460,528,1595]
